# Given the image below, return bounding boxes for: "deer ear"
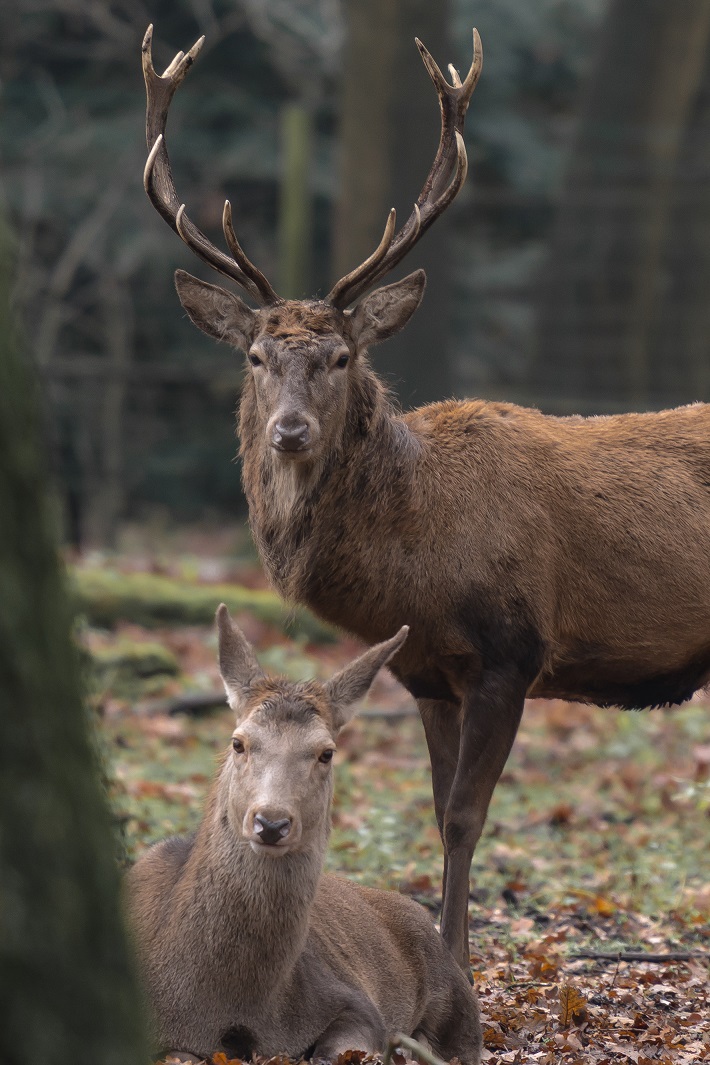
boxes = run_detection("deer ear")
[175,270,256,351]
[324,626,409,732]
[216,604,264,716]
[348,271,426,348]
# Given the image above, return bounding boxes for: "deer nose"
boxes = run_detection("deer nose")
[253,813,292,846]
[272,420,310,451]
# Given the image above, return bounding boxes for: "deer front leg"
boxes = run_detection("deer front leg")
[418,698,461,911]
[439,670,527,968]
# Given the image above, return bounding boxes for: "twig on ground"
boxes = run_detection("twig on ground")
[569,950,709,963]
[382,1033,448,1065]
[135,690,418,719]
[137,691,227,716]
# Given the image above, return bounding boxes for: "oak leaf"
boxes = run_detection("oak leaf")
[558,984,588,1028]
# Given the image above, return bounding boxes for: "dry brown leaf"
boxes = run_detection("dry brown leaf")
[558,984,589,1028]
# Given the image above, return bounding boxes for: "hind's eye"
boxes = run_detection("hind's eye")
[335,353,349,368]
[248,352,262,367]
[232,737,245,754]
[318,748,335,764]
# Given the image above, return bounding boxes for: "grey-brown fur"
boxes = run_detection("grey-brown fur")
[127,609,481,1063]
[174,269,710,969]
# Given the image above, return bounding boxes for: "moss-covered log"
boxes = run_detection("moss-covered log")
[72,565,336,643]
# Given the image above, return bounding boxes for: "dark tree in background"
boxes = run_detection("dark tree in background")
[335,0,453,406]
[533,0,710,411]
[0,220,148,1063]
[16,0,710,537]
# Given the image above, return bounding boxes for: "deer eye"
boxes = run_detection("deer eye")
[334,353,349,369]
[232,737,246,754]
[248,352,262,367]
[318,748,335,764]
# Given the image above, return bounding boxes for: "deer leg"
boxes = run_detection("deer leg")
[311,991,386,1059]
[439,671,527,968]
[418,698,461,908]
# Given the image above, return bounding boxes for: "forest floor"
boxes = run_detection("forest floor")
[75,534,709,1065]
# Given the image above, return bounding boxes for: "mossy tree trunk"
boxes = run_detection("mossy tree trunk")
[334,0,453,407]
[0,222,148,1063]
[279,103,315,300]
[533,0,710,411]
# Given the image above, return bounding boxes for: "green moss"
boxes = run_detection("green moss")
[86,638,180,699]
[71,565,336,643]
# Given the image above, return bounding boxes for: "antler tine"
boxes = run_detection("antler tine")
[223,200,280,305]
[142,25,281,305]
[448,64,463,89]
[327,30,482,310]
[416,36,449,94]
[326,208,397,307]
[462,28,484,101]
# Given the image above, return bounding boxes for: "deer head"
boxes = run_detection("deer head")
[215,605,408,857]
[142,25,481,462]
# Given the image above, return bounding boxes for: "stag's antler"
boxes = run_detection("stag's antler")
[142,26,481,310]
[142,25,281,306]
[327,29,482,310]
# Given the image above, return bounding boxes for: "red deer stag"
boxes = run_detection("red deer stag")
[143,25,710,970]
[127,609,482,1063]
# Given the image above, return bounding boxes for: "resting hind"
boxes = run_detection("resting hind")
[127,609,482,1064]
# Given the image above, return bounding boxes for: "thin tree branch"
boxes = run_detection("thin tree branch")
[133,689,418,719]
[569,951,709,963]
[383,1033,448,1065]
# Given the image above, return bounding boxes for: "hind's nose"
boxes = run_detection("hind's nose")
[253,813,292,846]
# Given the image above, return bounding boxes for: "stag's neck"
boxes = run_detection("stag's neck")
[179,768,326,1003]
[240,364,418,599]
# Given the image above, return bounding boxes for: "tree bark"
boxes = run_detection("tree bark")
[659,48,710,401]
[0,220,148,1064]
[533,0,710,411]
[334,0,453,407]
[279,102,314,299]
[83,268,132,548]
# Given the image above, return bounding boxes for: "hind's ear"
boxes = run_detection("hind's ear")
[325,626,409,732]
[175,270,256,352]
[216,604,264,716]
[348,271,426,349]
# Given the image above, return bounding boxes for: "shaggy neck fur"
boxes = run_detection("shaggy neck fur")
[177,758,329,1007]
[240,357,418,601]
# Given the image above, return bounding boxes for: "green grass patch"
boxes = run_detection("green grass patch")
[104,694,709,933]
[71,564,335,643]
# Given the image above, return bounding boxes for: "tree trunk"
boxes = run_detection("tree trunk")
[0,220,148,1064]
[533,0,710,411]
[279,102,314,300]
[657,47,710,402]
[83,268,132,548]
[334,0,453,407]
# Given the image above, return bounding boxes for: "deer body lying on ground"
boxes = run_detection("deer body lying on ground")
[127,608,482,1063]
[142,26,710,970]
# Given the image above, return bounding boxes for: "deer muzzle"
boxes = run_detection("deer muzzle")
[254,813,292,845]
[267,412,319,458]
[246,806,300,855]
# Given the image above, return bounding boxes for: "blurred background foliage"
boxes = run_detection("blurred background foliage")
[2,0,709,545]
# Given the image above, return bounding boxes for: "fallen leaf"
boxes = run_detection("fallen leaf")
[559,984,589,1028]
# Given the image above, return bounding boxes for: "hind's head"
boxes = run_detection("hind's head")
[215,605,408,858]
